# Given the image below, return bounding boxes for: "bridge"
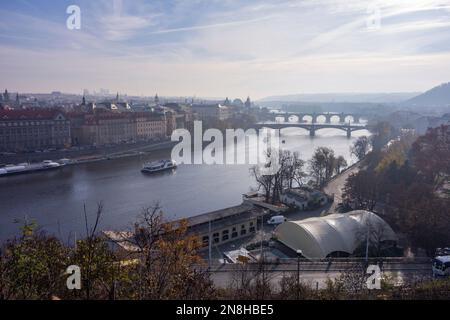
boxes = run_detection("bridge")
[269,112,363,124]
[256,122,368,138]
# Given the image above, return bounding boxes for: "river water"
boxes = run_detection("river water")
[0,127,370,242]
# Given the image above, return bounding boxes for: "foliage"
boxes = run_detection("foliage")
[0,227,69,300]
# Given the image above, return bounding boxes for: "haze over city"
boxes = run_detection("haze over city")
[1,0,450,98]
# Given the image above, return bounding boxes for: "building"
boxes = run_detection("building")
[164,103,195,131]
[274,211,397,259]
[134,113,166,141]
[71,111,167,146]
[0,109,71,152]
[94,102,131,112]
[281,187,328,210]
[191,104,231,121]
[78,112,136,145]
[102,203,265,256]
[186,204,263,248]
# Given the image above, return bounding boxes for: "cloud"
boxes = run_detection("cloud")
[0,0,450,98]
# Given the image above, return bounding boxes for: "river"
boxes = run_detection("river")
[0,127,370,242]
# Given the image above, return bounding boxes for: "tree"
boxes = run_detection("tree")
[70,202,120,300]
[411,125,450,185]
[334,156,348,175]
[0,224,69,300]
[127,204,214,300]
[370,121,394,153]
[386,183,450,255]
[308,147,337,187]
[350,136,371,161]
[251,149,306,204]
[376,132,416,173]
[342,170,381,211]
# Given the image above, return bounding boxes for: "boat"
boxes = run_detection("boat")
[0,160,62,177]
[141,159,177,174]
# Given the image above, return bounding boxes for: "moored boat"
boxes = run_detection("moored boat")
[141,159,177,174]
[0,160,62,177]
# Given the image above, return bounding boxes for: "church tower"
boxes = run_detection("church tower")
[245,96,252,108]
[3,89,10,102]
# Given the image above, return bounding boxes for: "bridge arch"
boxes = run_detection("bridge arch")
[275,116,286,123]
[287,115,300,123]
[315,115,327,123]
[344,115,355,123]
[301,115,313,123]
[329,115,341,123]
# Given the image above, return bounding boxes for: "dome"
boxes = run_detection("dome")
[274,211,397,259]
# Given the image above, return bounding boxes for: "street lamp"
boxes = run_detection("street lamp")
[296,249,303,300]
[260,210,269,261]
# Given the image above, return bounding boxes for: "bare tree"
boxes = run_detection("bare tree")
[251,149,306,204]
[351,136,371,161]
[334,156,348,175]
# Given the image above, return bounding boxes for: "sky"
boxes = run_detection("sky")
[0,0,450,99]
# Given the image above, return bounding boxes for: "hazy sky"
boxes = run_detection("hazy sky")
[1,0,450,99]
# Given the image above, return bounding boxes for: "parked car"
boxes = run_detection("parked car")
[267,215,287,225]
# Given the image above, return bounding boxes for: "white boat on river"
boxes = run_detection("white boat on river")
[141,159,177,174]
[0,160,62,177]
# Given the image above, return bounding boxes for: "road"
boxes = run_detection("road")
[323,163,361,213]
[205,259,432,289]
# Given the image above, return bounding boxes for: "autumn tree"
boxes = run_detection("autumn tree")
[127,204,215,300]
[0,223,69,300]
[410,125,450,186]
[342,170,382,211]
[69,203,122,300]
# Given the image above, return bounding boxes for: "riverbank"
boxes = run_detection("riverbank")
[0,140,178,167]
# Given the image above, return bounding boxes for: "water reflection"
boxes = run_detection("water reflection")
[0,129,370,241]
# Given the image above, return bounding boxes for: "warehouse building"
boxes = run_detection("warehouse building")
[274,211,397,259]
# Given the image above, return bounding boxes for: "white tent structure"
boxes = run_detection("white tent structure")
[274,211,397,259]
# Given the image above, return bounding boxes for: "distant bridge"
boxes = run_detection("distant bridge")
[255,122,368,138]
[269,112,364,124]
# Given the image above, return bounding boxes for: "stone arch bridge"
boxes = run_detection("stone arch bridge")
[255,122,368,138]
[271,112,363,124]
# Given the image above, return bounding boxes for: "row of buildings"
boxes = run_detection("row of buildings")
[0,94,259,152]
[0,103,195,152]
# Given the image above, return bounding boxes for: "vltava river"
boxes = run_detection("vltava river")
[0,127,370,242]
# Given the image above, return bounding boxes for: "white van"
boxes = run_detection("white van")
[267,215,287,225]
[432,256,450,277]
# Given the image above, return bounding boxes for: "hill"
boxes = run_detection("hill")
[407,82,450,107]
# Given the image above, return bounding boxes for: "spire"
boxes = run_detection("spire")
[4,89,10,102]
[245,96,251,108]
[116,92,119,102]
[82,95,86,105]
[155,94,159,104]
[16,92,19,103]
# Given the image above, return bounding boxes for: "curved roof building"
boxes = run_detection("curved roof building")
[274,211,397,259]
